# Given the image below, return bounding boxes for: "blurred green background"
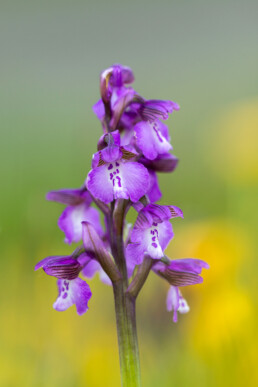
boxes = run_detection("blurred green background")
[1,1,258,386]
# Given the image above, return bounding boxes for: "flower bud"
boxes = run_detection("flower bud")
[82,221,121,282]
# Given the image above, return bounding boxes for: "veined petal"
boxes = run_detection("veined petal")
[46,188,90,206]
[145,204,183,223]
[153,257,209,286]
[35,253,88,280]
[53,278,92,315]
[134,210,155,229]
[58,203,102,244]
[168,258,210,274]
[141,99,180,120]
[134,120,172,160]
[44,258,81,279]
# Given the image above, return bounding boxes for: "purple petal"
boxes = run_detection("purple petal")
[126,243,145,265]
[157,221,174,251]
[166,286,189,323]
[147,171,162,202]
[34,255,59,271]
[53,278,92,315]
[134,210,155,229]
[126,258,137,278]
[101,145,122,163]
[134,120,172,160]
[153,258,208,287]
[82,259,112,286]
[46,188,91,206]
[86,164,115,203]
[119,111,139,132]
[92,99,105,120]
[139,154,179,173]
[86,160,150,204]
[99,270,112,286]
[168,259,210,274]
[110,64,134,87]
[58,203,103,244]
[82,259,101,278]
[35,255,83,279]
[166,285,179,322]
[141,99,180,120]
[44,258,81,280]
[91,151,101,169]
[128,223,165,261]
[144,204,183,223]
[117,161,150,202]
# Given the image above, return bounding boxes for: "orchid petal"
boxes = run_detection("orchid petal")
[53,278,92,315]
[135,120,172,160]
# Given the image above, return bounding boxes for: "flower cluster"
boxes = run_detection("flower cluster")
[35,64,208,322]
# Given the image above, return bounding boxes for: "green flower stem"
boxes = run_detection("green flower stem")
[109,199,141,386]
[113,281,141,387]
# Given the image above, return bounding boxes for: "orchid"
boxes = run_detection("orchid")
[35,64,209,387]
[35,253,92,315]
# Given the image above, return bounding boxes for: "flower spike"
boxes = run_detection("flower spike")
[36,63,209,383]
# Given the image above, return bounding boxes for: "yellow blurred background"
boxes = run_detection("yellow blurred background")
[1,1,257,386]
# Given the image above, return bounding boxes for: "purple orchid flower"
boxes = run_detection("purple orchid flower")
[54,278,92,315]
[126,204,183,265]
[35,253,92,315]
[47,187,103,244]
[86,131,150,204]
[153,258,209,322]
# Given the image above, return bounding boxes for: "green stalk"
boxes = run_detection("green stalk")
[109,200,141,386]
[113,281,141,387]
